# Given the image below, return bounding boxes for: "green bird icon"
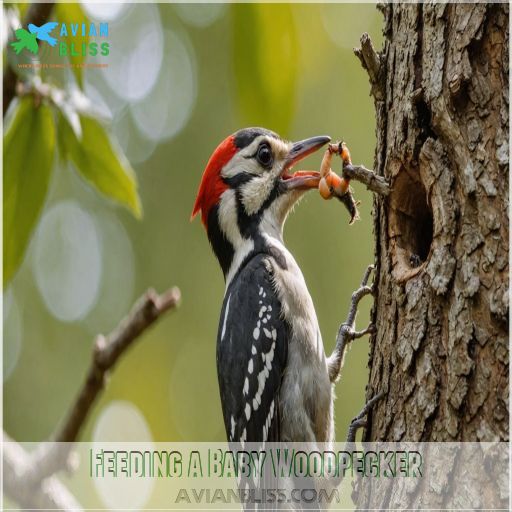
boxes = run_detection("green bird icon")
[10,28,39,55]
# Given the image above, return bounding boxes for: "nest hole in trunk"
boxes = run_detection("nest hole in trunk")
[388,167,433,281]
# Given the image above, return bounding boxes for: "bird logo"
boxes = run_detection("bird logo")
[10,22,58,55]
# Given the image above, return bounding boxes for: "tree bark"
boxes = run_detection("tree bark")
[360,3,509,443]
[349,4,509,509]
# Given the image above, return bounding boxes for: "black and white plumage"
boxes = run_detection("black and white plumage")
[192,127,337,445]
[217,253,288,443]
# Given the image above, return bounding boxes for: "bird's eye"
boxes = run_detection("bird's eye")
[256,143,273,168]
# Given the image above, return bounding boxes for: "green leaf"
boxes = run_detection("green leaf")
[59,114,142,218]
[4,96,55,284]
[232,4,298,134]
[55,3,88,88]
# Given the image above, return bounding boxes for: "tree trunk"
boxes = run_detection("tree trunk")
[349,4,509,509]
[358,2,509,443]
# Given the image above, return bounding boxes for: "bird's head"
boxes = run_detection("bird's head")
[192,127,330,278]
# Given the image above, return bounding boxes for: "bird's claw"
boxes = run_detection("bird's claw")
[328,265,377,382]
[349,418,367,431]
[346,391,385,444]
[351,323,376,340]
[349,264,376,318]
[360,264,375,287]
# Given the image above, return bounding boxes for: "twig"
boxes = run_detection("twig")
[353,32,385,102]
[323,143,391,197]
[343,163,391,196]
[3,2,55,116]
[4,286,181,503]
[328,265,375,383]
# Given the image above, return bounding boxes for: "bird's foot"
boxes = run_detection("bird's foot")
[345,263,375,337]
[341,321,376,342]
[328,264,376,382]
[346,391,385,444]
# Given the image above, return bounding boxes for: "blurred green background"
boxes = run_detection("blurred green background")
[4,1,383,453]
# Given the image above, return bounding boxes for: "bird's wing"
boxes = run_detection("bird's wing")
[29,22,58,36]
[217,253,288,444]
[41,22,58,33]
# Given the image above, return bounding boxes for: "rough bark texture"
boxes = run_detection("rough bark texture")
[350,4,509,508]
[362,3,509,443]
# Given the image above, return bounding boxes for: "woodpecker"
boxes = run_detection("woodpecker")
[192,127,373,445]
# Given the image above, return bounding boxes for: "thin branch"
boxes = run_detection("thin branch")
[343,163,391,196]
[3,2,55,116]
[322,142,391,197]
[4,286,181,502]
[64,287,179,440]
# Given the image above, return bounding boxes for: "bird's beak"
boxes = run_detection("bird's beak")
[287,135,331,165]
[281,135,331,190]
